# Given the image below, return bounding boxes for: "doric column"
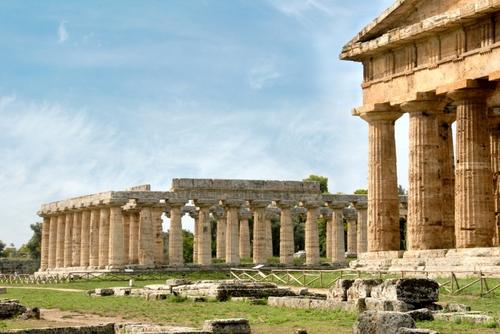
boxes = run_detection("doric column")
[98,207,110,268]
[361,107,402,251]
[320,207,333,260]
[345,209,357,256]
[139,206,155,266]
[264,208,278,260]
[490,115,500,246]
[48,215,58,269]
[152,207,164,265]
[439,112,456,248]
[449,88,495,248]
[196,200,217,266]
[63,213,73,268]
[168,201,185,266]
[239,209,252,259]
[329,201,347,262]
[278,201,295,265]
[71,211,82,267]
[122,213,130,264]
[56,213,66,268]
[401,96,445,250]
[251,200,270,264]
[108,206,125,268]
[189,210,199,263]
[353,202,368,254]
[128,211,139,264]
[220,201,240,265]
[89,208,100,267]
[80,210,91,267]
[40,216,50,271]
[214,207,227,260]
[303,201,321,266]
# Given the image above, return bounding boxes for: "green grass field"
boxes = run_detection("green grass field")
[1,272,499,334]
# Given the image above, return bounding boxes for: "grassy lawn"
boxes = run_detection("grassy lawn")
[1,273,499,334]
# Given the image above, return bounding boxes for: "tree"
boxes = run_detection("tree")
[354,189,368,195]
[0,240,5,257]
[182,230,194,263]
[25,222,42,259]
[398,185,408,196]
[304,175,329,194]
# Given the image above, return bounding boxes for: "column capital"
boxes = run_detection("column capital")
[359,103,402,123]
[166,198,187,208]
[343,208,357,221]
[194,199,218,209]
[249,200,271,209]
[320,207,333,218]
[239,208,253,220]
[300,200,323,209]
[353,201,368,210]
[220,199,246,208]
[447,88,493,103]
[400,94,448,113]
[327,201,349,211]
[276,200,296,209]
[264,207,280,220]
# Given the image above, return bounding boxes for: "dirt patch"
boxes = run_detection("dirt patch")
[40,309,126,326]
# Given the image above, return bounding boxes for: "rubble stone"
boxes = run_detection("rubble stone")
[406,309,434,321]
[202,318,251,334]
[397,329,438,334]
[18,308,41,320]
[364,298,414,312]
[347,279,382,300]
[371,279,439,305]
[353,311,416,334]
[328,279,354,301]
[0,299,28,319]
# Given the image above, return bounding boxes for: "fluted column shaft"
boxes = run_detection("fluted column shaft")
[98,207,110,268]
[40,217,50,271]
[152,208,164,265]
[169,205,184,266]
[63,213,73,267]
[108,206,125,267]
[265,217,273,259]
[192,213,199,264]
[354,204,368,253]
[326,219,332,259]
[56,214,66,268]
[225,205,241,265]
[48,215,58,269]
[216,214,227,260]
[305,204,320,266]
[89,209,100,267]
[330,204,345,262]
[72,211,82,267]
[491,118,500,246]
[402,99,444,250]
[239,216,251,259]
[123,214,130,264]
[361,110,402,251]
[252,202,269,264]
[129,212,139,264]
[439,114,456,248]
[197,204,213,266]
[139,206,155,266]
[80,210,91,267]
[450,89,495,248]
[279,203,294,265]
[346,217,357,255]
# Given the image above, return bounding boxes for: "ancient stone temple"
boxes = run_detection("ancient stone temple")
[37,178,411,273]
[341,0,500,271]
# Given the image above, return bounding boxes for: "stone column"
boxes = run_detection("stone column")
[329,202,346,262]
[490,115,500,246]
[264,209,277,260]
[401,97,445,250]
[304,201,321,266]
[139,206,155,266]
[80,210,91,267]
[56,213,66,268]
[239,209,252,259]
[128,211,139,264]
[63,213,73,268]
[214,208,227,260]
[98,207,110,268]
[72,211,82,267]
[152,207,164,265]
[196,200,216,266]
[108,206,125,268]
[168,202,184,266]
[123,214,130,264]
[449,88,495,248]
[439,112,456,248]
[345,209,357,257]
[190,211,199,264]
[361,108,402,252]
[354,202,368,254]
[251,201,270,264]
[48,215,58,269]
[40,216,50,271]
[224,200,243,265]
[89,209,100,267]
[326,216,332,260]
[278,201,294,265]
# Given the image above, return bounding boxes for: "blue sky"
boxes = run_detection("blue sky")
[0,0,409,246]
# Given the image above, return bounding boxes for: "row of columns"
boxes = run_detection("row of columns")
[361,85,499,252]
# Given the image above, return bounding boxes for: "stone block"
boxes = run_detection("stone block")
[93,288,115,297]
[165,279,191,287]
[353,311,416,334]
[202,318,251,334]
[18,307,41,320]
[0,300,27,319]
[112,287,132,296]
[442,303,471,312]
[433,312,495,324]
[328,279,354,301]
[347,279,383,300]
[371,279,439,306]
[397,329,438,334]
[406,309,434,321]
[365,298,414,312]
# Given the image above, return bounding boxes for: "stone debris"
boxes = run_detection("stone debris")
[0,299,27,320]
[353,311,416,334]
[396,329,438,334]
[347,279,382,301]
[371,279,439,306]
[406,309,434,322]
[201,319,250,334]
[440,303,471,313]
[113,288,132,296]
[18,307,41,320]
[294,330,308,334]
[433,312,495,324]
[92,288,115,297]
[328,279,354,301]
[364,298,413,312]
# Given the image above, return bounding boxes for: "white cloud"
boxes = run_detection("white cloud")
[248,59,281,90]
[58,21,69,43]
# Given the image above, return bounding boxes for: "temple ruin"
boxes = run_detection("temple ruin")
[37,179,408,273]
[341,0,500,269]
